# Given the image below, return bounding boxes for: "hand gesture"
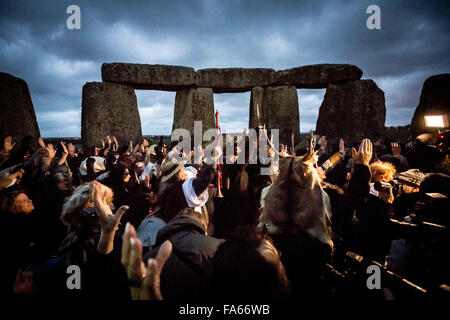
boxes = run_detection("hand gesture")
[93,181,128,234]
[339,138,345,155]
[318,135,327,150]
[60,141,68,155]
[121,223,172,300]
[379,187,394,204]
[391,142,401,158]
[0,168,24,190]
[3,136,15,153]
[351,138,373,166]
[106,136,112,145]
[38,137,46,150]
[101,139,105,149]
[46,144,56,159]
[113,136,118,144]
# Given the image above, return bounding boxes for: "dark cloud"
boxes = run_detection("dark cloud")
[0,0,448,136]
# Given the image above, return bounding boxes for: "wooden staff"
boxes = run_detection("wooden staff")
[215,110,224,198]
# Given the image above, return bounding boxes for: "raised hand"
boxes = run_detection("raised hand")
[351,138,373,166]
[38,137,46,150]
[3,136,16,153]
[339,138,345,155]
[93,181,128,234]
[46,143,56,159]
[391,142,401,158]
[101,139,105,149]
[60,141,68,154]
[106,135,112,146]
[121,223,172,300]
[318,135,327,150]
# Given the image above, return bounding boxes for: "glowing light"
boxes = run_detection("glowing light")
[424,115,446,128]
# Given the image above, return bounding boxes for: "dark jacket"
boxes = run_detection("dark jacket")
[143,215,224,300]
[354,194,396,262]
[325,164,371,240]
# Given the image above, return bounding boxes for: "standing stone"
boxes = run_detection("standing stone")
[0,72,40,149]
[316,80,385,144]
[411,74,450,137]
[249,86,267,129]
[276,64,363,88]
[81,82,142,150]
[196,68,277,93]
[262,86,300,147]
[101,63,195,91]
[173,87,215,136]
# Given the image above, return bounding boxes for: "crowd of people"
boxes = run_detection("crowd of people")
[0,128,448,300]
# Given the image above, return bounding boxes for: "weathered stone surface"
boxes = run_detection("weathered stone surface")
[316,80,385,144]
[101,63,195,91]
[262,86,300,147]
[196,68,277,93]
[173,87,215,135]
[81,82,142,149]
[0,72,40,149]
[411,74,450,137]
[249,86,267,129]
[276,64,363,89]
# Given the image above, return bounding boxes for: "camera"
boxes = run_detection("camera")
[374,180,401,196]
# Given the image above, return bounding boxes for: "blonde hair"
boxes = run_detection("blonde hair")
[369,161,396,183]
[61,181,113,226]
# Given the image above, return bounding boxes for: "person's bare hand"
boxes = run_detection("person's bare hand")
[93,181,128,234]
[134,172,140,185]
[318,135,327,151]
[113,136,118,144]
[352,138,373,166]
[13,269,35,296]
[379,188,394,204]
[106,136,112,145]
[46,144,56,159]
[317,166,326,181]
[0,168,24,190]
[60,141,68,155]
[391,142,401,158]
[121,223,172,300]
[144,175,151,190]
[339,138,345,154]
[3,136,16,153]
[38,137,46,150]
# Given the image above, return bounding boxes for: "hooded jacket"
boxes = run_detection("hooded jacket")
[143,215,224,300]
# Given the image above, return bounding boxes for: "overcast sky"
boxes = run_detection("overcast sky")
[1,0,449,137]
